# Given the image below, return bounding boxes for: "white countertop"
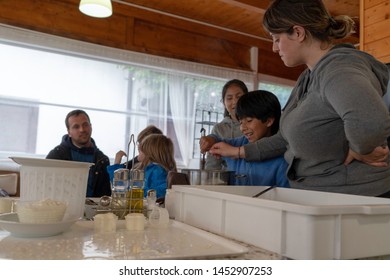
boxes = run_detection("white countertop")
[0,218,281,260]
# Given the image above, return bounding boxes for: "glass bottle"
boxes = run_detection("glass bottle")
[149,204,169,228]
[111,168,130,219]
[128,169,144,213]
[146,189,156,218]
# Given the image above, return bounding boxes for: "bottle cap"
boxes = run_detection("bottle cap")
[113,168,130,181]
[130,169,144,181]
[147,189,156,199]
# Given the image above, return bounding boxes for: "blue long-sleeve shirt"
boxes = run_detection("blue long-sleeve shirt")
[213,135,289,187]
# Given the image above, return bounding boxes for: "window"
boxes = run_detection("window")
[0,42,230,166]
[0,25,295,167]
[259,82,293,108]
[0,96,38,153]
[0,26,257,167]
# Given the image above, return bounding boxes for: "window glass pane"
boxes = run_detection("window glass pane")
[259,82,293,108]
[0,44,129,110]
[0,42,227,167]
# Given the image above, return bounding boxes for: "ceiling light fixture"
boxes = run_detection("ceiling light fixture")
[79,0,113,18]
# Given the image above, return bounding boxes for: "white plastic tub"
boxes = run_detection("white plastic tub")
[171,185,390,259]
[10,157,93,220]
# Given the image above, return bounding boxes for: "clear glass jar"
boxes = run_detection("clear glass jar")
[111,168,130,219]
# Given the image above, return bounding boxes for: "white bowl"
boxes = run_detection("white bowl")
[16,199,67,224]
[0,213,78,238]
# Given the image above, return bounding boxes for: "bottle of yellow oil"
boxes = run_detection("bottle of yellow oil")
[128,169,144,213]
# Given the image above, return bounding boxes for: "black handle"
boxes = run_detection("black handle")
[252,185,276,198]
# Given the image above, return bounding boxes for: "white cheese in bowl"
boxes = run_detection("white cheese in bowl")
[16,199,67,224]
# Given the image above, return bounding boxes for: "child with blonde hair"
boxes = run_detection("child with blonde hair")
[136,134,177,199]
[110,125,163,170]
[107,125,162,181]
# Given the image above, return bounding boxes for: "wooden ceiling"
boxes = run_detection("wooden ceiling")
[0,0,361,80]
[115,0,360,45]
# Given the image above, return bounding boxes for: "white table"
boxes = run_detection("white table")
[0,219,280,260]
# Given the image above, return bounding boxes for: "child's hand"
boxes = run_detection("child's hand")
[199,136,217,154]
[114,150,127,164]
[209,142,239,159]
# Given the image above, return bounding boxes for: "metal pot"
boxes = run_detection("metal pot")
[180,169,235,185]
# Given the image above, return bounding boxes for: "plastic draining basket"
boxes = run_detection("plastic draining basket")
[10,157,93,220]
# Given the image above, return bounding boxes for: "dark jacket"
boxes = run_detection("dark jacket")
[46,135,111,197]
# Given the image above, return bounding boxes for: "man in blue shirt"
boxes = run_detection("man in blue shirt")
[46,109,111,197]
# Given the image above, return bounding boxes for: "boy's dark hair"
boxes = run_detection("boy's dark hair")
[65,109,90,129]
[235,90,281,135]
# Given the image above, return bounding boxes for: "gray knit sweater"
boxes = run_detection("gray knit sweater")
[245,44,390,196]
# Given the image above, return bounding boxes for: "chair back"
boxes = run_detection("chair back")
[0,173,18,195]
[167,171,190,189]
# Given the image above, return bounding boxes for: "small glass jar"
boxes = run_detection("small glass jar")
[149,205,169,228]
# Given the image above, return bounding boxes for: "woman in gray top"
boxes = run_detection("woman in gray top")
[205,79,248,170]
[207,0,390,196]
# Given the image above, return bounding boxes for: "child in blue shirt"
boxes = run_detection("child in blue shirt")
[107,125,163,178]
[107,132,176,199]
[135,134,177,199]
[201,90,289,187]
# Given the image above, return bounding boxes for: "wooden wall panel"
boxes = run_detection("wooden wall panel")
[364,17,390,43]
[364,1,390,25]
[380,54,390,62]
[115,2,261,47]
[361,0,390,63]
[131,19,251,69]
[0,0,128,47]
[364,0,387,9]
[364,37,390,61]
